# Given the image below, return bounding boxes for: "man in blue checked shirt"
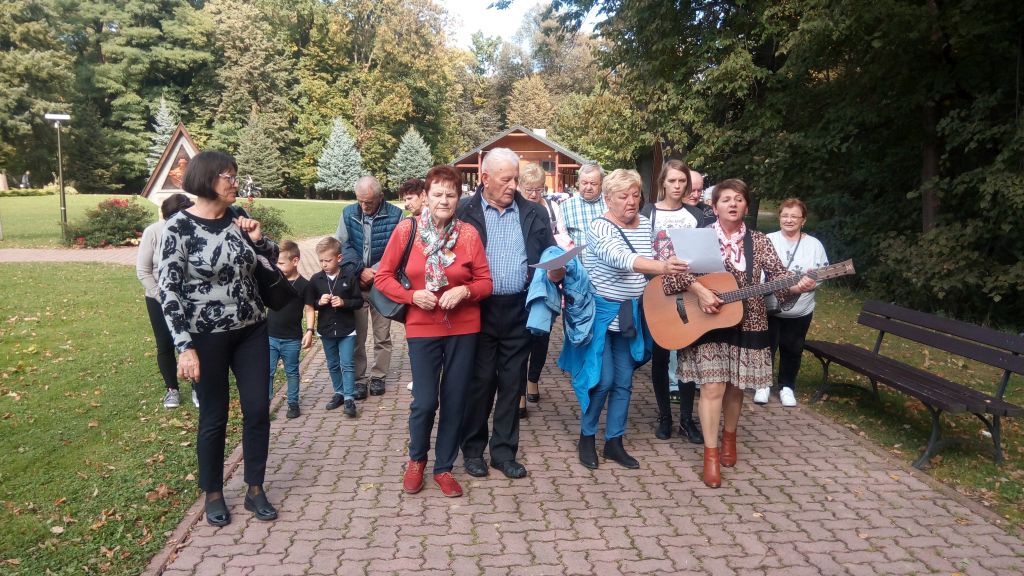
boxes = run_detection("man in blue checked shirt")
[457,148,558,480]
[560,163,606,251]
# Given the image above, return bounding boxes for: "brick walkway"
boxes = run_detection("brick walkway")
[7,240,1022,574]
[146,321,1024,575]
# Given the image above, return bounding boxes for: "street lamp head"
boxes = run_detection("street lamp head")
[44,113,71,122]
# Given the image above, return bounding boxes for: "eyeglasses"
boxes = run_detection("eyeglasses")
[218,173,239,185]
[523,187,545,195]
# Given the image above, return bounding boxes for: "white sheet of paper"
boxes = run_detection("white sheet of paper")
[529,244,587,270]
[666,228,726,274]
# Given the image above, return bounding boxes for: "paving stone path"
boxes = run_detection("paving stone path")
[146,327,1024,575]
[10,243,1020,575]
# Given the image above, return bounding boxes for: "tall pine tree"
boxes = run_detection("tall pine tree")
[147,96,177,173]
[236,110,285,195]
[316,118,363,199]
[387,127,432,187]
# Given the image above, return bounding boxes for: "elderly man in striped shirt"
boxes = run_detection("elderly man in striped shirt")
[561,163,606,252]
[457,148,557,479]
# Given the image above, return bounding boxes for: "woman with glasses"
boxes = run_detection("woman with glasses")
[518,163,568,417]
[763,198,828,407]
[376,165,492,498]
[158,151,279,526]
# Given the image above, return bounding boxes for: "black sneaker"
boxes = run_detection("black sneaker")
[325,394,344,410]
[369,377,385,396]
[343,398,357,417]
[353,382,368,400]
[286,403,300,419]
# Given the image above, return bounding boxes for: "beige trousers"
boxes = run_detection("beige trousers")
[354,289,392,383]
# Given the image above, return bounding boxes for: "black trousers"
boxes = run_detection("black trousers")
[461,293,530,464]
[146,296,179,390]
[407,333,478,473]
[527,331,550,384]
[650,342,696,421]
[768,313,814,390]
[192,321,271,492]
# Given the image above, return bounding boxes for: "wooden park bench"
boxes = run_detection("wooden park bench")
[804,300,1024,469]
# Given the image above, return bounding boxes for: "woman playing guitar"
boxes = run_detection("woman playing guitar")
[662,179,816,488]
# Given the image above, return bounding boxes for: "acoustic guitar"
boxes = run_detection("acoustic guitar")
[643,259,856,350]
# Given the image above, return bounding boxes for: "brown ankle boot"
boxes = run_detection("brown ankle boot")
[721,430,737,467]
[703,446,721,488]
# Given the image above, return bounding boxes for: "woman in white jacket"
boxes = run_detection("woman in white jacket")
[762,198,829,407]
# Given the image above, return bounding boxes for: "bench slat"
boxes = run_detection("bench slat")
[858,312,1024,377]
[804,341,1023,417]
[863,300,1024,355]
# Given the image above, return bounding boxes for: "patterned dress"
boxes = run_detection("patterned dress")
[662,230,795,389]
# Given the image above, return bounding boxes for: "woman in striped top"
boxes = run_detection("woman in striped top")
[572,169,689,470]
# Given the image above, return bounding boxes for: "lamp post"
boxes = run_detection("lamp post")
[44,113,71,241]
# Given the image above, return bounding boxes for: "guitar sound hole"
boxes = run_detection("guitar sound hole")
[676,297,689,324]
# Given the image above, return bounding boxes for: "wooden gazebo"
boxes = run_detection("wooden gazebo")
[451,125,588,194]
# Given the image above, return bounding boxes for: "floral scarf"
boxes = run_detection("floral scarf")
[713,220,746,272]
[418,207,460,292]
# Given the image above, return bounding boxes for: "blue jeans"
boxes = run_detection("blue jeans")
[581,331,635,440]
[322,335,356,400]
[269,337,301,404]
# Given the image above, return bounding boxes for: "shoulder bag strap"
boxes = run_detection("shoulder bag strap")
[783,234,802,270]
[743,230,754,285]
[398,217,417,273]
[596,216,638,254]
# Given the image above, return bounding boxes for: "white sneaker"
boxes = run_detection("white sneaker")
[779,387,797,407]
[192,388,200,408]
[163,389,181,409]
[407,381,414,392]
[753,388,770,405]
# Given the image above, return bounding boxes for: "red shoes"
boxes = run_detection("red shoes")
[721,430,737,467]
[703,447,722,488]
[433,472,463,497]
[403,460,426,494]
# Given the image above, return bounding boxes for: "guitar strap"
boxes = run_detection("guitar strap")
[742,230,753,319]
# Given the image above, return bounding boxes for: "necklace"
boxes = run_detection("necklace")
[325,274,338,296]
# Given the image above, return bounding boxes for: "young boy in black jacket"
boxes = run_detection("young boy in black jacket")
[306,237,364,417]
[268,240,311,419]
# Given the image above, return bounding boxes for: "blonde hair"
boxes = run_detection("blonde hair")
[316,236,342,256]
[520,162,546,189]
[602,169,642,198]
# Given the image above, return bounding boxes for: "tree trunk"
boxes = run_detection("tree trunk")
[921,102,940,232]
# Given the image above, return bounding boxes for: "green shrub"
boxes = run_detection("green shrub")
[238,198,291,243]
[0,188,54,197]
[65,198,153,248]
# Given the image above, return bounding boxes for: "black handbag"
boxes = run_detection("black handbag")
[230,206,298,311]
[367,217,417,323]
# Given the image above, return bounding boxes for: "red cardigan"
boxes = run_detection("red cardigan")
[375,218,492,338]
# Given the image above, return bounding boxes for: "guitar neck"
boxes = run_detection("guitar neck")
[719,274,800,304]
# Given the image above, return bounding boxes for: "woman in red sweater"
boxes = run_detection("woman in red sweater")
[376,165,492,498]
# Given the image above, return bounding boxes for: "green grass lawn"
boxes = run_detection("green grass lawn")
[797,284,1024,526]
[0,195,351,248]
[0,263,246,575]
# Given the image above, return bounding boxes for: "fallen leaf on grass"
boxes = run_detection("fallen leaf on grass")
[4,559,21,566]
[145,484,173,502]
[54,497,67,506]
[50,526,65,535]
[88,421,99,428]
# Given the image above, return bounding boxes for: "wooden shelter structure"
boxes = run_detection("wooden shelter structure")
[451,125,588,194]
[140,123,200,206]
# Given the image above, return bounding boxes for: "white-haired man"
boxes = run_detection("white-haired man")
[457,148,557,479]
[561,163,606,251]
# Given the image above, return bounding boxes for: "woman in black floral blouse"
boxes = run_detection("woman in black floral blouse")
[158,151,279,526]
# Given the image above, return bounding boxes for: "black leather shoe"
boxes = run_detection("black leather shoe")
[353,382,368,400]
[205,495,230,527]
[526,381,540,403]
[518,403,528,419]
[602,436,639,469]
[286,403,300,419]
[369,378,385,396]
[679,418,704,445]
[655,415,672,440]
[325,394,344,410]
[464,457,489,477]
[578,434,598,469]
[244,489,278,521]
[491,460,528,479]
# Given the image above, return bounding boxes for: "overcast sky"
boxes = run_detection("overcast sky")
[438,0,598,50]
